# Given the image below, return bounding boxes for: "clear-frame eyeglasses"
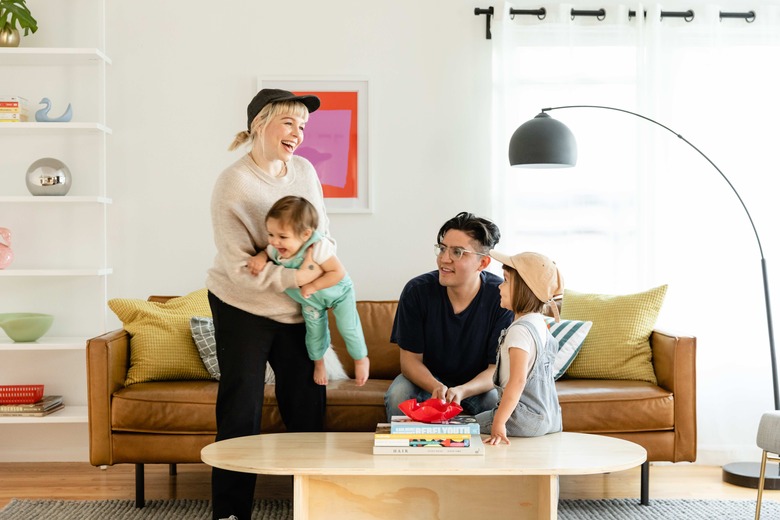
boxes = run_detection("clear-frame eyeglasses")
[434,244,489,261]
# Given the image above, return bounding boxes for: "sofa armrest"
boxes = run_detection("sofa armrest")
[651,328,697,461]
[86,328,131,466]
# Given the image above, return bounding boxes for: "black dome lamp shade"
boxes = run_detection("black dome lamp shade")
[508,111,577,168]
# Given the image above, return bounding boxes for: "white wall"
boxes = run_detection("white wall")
[105,0,495,310]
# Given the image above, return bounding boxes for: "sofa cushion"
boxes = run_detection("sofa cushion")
[556,379,674,433]
[111,377,393,435]
[561,285,667,384]
[108,289,212,385]
[112,381,218,434]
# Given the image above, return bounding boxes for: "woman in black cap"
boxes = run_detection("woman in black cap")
[206,89,328,520]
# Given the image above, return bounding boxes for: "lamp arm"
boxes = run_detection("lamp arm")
[542,104,779,410]
[543,105,764,259]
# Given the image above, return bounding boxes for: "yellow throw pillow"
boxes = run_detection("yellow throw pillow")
[560,285,667,384]
[108,288,212,385]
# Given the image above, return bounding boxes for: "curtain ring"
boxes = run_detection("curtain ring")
[684,10,694,22]
[509,8,546,21]
[570,8,606,21]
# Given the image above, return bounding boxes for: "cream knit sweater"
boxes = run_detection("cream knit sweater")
[205,153,330,324]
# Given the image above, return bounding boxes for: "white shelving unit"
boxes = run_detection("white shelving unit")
[0,2,110,457]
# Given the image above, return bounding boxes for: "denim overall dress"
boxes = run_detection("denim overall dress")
[484,317,562,437]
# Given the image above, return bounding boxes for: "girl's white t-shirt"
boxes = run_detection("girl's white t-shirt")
[497,313,547,388]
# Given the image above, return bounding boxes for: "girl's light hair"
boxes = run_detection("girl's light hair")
[228,100,310,151]
[504,266,545,316]
[266,196,319,238]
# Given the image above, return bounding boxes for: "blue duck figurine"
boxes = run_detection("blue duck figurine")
[35,98,73,123]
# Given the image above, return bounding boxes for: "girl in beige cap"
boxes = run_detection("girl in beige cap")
[476,251,564,445]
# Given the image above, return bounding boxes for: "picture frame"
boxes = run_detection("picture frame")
[258,76,371,213]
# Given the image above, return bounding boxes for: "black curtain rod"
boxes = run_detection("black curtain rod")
[507,7,756,23]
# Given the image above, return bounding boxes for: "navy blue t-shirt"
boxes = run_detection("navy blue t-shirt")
[390,270,514,388]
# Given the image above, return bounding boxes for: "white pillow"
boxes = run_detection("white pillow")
[545,317,593,380]
[190,316,348,383]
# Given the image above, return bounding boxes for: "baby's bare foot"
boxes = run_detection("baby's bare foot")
[313,360,328,386]
[354,357,370,387]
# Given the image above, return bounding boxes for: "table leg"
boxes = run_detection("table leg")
[293,475,310,520]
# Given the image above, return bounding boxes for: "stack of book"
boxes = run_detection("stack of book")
[373,414,484,455]
[0,395,63,417]
[0,96,31,123]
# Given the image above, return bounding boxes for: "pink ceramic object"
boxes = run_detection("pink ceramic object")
[0,227,13,269]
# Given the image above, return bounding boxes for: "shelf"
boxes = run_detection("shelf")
[0,122,111,134]
[0,47,111,66]
[0,196,112,204]
[0,337,87,351]
[0,268,112,276]
[0,405,88,424]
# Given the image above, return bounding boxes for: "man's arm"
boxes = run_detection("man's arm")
[399,350,448,400]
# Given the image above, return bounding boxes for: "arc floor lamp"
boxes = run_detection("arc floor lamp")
[508,105,778,489]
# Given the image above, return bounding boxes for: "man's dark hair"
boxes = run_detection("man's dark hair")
[436,212,501,252]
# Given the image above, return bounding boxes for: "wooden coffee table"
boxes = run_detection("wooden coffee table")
[201,431,646,520]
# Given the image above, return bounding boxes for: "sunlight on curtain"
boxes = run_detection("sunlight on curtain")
[491,1,780,463]
[491,2,645,295]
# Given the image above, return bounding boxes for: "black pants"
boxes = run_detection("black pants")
[209,291,326,520]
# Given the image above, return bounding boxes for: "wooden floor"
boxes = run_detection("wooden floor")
[1,462,778,508]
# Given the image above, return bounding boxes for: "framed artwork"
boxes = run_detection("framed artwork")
[258,77,371,213]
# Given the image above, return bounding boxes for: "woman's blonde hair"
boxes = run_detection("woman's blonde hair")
[228,100,310,151]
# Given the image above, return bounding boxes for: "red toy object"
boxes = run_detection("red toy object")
[398,398,463,423]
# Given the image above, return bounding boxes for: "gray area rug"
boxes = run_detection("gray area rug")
[1,497,778,519]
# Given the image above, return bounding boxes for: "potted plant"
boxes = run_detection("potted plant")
[0,0,38,47]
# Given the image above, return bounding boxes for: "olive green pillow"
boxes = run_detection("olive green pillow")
[560,285,667,384]
[108,288,212,385]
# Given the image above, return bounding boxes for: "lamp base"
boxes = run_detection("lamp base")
[722,462,780,489]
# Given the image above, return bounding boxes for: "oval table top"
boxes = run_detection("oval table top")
[201,431,646,477]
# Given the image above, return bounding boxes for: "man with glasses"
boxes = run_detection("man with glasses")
[384,212,514,420]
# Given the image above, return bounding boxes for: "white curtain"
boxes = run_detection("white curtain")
[491,1,780,463]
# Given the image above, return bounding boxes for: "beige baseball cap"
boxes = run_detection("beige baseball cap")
[489,250,564,304]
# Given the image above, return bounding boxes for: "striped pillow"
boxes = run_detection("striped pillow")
[546,318,593,380]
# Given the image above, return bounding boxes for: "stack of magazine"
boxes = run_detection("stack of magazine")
[0,395,63,417]
[373,415,484,455]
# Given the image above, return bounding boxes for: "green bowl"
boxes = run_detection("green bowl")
[0,313,55,342]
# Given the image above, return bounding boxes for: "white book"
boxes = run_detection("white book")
[373,434,485,455]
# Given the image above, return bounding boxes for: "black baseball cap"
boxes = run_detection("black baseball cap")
[246,89,320,132]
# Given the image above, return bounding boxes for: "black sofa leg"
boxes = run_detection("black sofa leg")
[169,463,177,476]
[135,463,145,508]
[640,461,649,505]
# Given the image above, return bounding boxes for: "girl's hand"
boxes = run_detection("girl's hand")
[486,422,510,445]
[300,284,317,298]
[246,252,268,276]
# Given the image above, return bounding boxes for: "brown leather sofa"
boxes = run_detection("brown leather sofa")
[87,298,696,507]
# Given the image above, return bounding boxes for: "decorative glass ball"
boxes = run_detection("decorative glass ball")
[25,158,72,196]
